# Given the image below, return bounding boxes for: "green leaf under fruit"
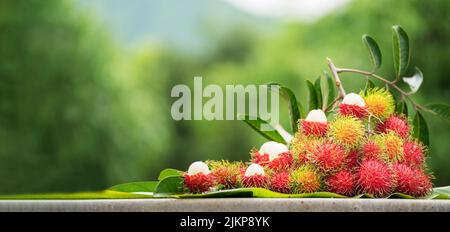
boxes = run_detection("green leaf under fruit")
[413,111,429,146]
[109,181,158,193]
[392,25,410,78]
[403,67,423,94]
[158,168,182,180]
[426,103,450,124]
[266,83,303,133]
[154,175,185,196]
[306,80,319,111]
[362,34,382,72]
[396,101,408,117]
[238,114,286,144]
[0,191,151,200]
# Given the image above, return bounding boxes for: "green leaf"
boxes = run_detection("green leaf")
[402,67,423,94]
[426,103,450,124]
[306,80,319,111]
[392,25,410,78]
[154,175,185,196]
[266,83,303,133]
[314,77,323,110]
[396,101,408,117]
[362,34,382,72]
[238,114,286,144]
[108,181,158,193]
[364,79,376,94]
[430,186,450,199]
[325,71,336,107]
[413,111,429,146]
[158,168,182,180]
[0,191,151,200]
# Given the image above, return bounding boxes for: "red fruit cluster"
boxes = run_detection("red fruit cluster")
[267,152,294,171]
[393,163,432,197]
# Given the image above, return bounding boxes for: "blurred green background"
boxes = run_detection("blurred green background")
[0,0,448,194]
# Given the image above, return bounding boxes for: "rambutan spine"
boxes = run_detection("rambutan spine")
[326,170,355,196]
[357,159,394,197]
[289,165,322,193]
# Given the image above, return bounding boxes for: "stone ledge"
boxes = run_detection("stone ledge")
[1,198,449,212]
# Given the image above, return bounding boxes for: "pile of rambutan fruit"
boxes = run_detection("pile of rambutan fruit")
[109,25,449,199]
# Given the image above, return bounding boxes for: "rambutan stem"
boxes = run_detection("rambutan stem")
[326,58,346,111]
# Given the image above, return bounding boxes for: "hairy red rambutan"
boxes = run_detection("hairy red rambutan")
[208,160,245,189]
[310,142,346,172]
[300,110,328,137]
[250,149,269,165]
[402,141,425,168]
[357,159,394,197]
[290,134,322,164]
[270,172,291,193]
[377,115,410,139]
[268,152,294,171]
[339,103,367,119]
[372,132,404,162]
[346,150,360,169]
[289,165,322,193]
[326,170,355,196]
[184,173,215,193]
[242,164,269,188]
[393,163,432,197]
[362,141,382,160]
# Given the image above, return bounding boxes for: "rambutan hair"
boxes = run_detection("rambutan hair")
[338,103,367,119]
[207,160,245,189]
[362,141,382,161]
[357,159,394,197]
[372,132,404,162]
[346,150,360,170]
[329,116,365,148]
[268,151,294,171]
[289,165,322,193]
[326,170,355,196]
[183,173,215,193]
[310,141,346,172]
[402,141,426,168]
[377,115,410,139]
[242,174,269,188]
[250,148,269,166]
[290,133,322,164]
[393,163,432,197]
[361,88,395,119]
[300,120,328,137]
[270,172,291,193]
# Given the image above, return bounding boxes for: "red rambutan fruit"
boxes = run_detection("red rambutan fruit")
[250,149,269,165]
[290,165,322,193]
[372,132,404,162]
[242,164,269,188]
[346,150,360,169]
[300,110,328,137]
[377,115,410,139]
[326,170,355,196]
[310,142,346,172]
[270,172,291,193]
[268,151,294,171]
[290,134,322,164]
[362,141,382,161]
[402,141,425,168]
[183,161,215,193]
[357,159,394,197]
[338,92,367,119]
[207,160,244,189]
[393,163,432,197]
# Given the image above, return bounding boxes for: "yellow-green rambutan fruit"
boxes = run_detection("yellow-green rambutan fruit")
[206,160,245,189]
[289,165,322,193]
[371,132,404,162]
[328,116,365,148]
[290,133,323,164]
[361,88,395,119]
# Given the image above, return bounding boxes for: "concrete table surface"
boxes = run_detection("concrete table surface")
[0,198,449,212]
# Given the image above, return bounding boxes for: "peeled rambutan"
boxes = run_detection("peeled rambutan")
[377,115,410,139]
[300,110,328,137]
[346,150,360,169]
[310,141,346,172]
[373,132,404,162]
[290,133,322,164]
[207,160,244,189]
[361,88,395,119]
[326,170,355,196]
[338,93,367,119]
[270,172,291,193]
[357,159,394,197]
[362,141,382,160]
[393,163,432,197]
[242,163,269,188]
[329,116,365,148]
[289,165,322,193]
[251,149,269,165]
[252,141,290,168]
[402,141,425,168]
[183,161,215,193]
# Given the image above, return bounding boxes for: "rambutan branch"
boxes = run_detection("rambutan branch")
[326,58,346,111]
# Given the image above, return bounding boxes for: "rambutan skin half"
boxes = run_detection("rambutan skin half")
[393,163,432,197]
[357,159,394,197]
[183,173,215,193]
[310,142,346,172]
[290,166,322,193]
[300,120,328,137]
[326,170,355,196]
[270,172,291,193]
[329,116,365,148]
[402,141,425,168]
[242,174,269,188]
[268,152,294,171]
[338,103,367,119]
[377,115,410,139]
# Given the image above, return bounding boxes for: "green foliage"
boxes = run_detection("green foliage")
[266,83,303,133]
[413,111,430,147]
[362,34,382,72]
[392,25,410,79]
[427,104,450,124]
[238,114,286,144]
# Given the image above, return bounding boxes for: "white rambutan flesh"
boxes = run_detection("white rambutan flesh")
[187,161,210,175]
[245,163,265,177]
[305,109,327,123]
[342,93,365,107]
[258,141,289,161]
